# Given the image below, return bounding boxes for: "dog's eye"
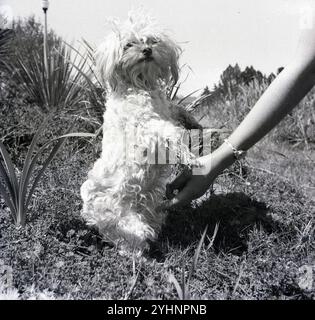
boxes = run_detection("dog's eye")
[124,43,134,50]
[151,38,160,45]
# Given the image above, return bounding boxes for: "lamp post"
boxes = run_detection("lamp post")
[42,0,49,77]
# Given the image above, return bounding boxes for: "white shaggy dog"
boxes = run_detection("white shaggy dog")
[80,11,201,254]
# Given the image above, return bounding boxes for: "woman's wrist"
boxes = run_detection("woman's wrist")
[214,142,236,166]
[201,142,236,177]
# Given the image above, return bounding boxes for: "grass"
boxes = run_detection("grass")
[0,117,64,227]
[193,79,315,148]
[0,17,314,300]
[0,117,95,227]
[168,224,219,299]
[0,122,313,299]
[0,103,314,301]
[0,77,314,300]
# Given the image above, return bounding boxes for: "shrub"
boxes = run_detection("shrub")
[0,117,95,227]
[5,16,105,118]
[10,16,62,70]
[0,28,13,71]
[193,73,315,149]
[15,42,88,113]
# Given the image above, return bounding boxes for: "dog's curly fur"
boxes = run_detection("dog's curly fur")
[80,10,200,254]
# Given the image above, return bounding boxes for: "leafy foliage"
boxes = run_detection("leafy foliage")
[0,13,313,301]
[9,16,62,69]
[0,117,95,227]
[3,16,105,118]
[193,65,314,148]
[15,42,89,112]
[0,28,13,70]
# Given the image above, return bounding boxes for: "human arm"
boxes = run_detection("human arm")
[162,19,315,209]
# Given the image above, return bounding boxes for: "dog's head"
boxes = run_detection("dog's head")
[95,10,181,92]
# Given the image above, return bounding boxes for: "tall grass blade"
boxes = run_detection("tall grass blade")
[181,260,189,299]
[24,128,71,211]
[188,225,208,284]
[0,161,15,211]
[64,42,104,100]
[23,130,95,210]
[0,141,19,209]
[177,88,202,105]
[18,117,52,224]
[0,182,17,223]
[24,130,94,210]
[168,273,184,300]
[185,93,213,113]
[168,227,210,300]
[15,41,91,113]
[206,223,219,250]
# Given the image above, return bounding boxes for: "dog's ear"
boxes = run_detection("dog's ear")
[169,103,202,130]
[166,38,181,85]
[95,34,122,88]
[170,55,179,85]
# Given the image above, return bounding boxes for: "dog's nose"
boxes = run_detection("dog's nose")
[142,47,152,57]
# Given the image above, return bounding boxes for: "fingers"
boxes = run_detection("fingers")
[166,168,191,199]
[158,184,194,211]
[165,183,176,200]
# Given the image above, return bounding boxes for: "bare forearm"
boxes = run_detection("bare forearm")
[227,21,315,152]
[203,24,315,176]
[166,8,315,207]
[228,61,315,151]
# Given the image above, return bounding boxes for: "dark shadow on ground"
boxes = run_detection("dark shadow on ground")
[149,192,278,260]
[46,191,281,261]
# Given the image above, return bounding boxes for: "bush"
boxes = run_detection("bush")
[0,28,13,71]
[193,71,315,149]
[10,16,62,70]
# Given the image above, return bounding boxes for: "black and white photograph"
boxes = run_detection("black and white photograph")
[0,0,314,304]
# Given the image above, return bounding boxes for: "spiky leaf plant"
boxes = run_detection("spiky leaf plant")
[0,117,95,227]
[0,27,13,70]
[15,42,89,113]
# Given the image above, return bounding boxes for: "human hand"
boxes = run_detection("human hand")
[157,145,234,210]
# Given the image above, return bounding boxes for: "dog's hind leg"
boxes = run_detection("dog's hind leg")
[115,210,156,253]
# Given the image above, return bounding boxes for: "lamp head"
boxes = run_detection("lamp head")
[42,0,49,10]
